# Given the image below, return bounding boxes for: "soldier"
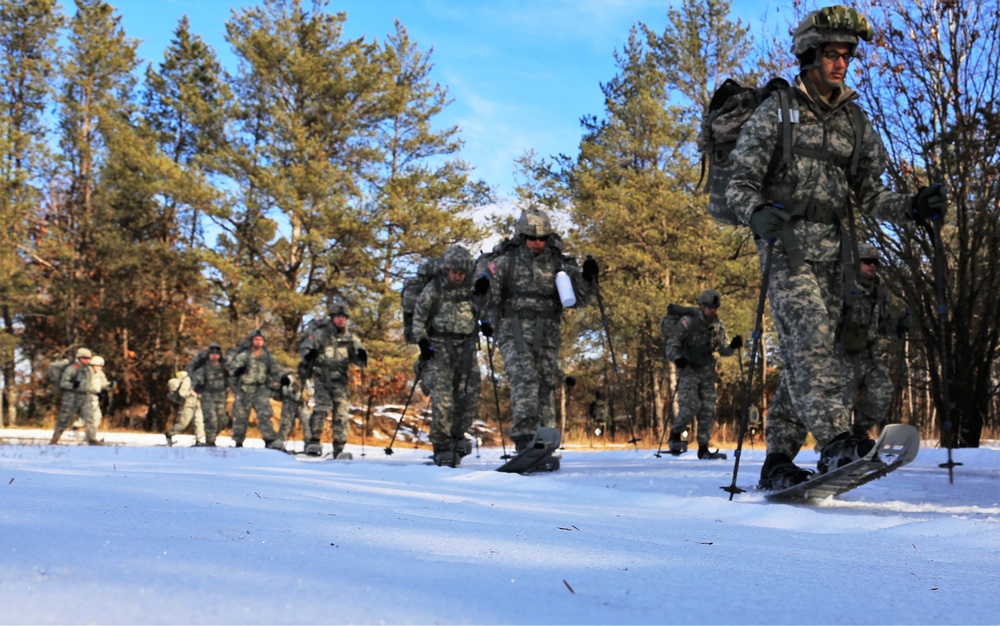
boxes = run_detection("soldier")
[276,372,312,450]
[473,208,598,462]
[664,290,742,459]
[412,245,482,467]
[227,330,285,448]
[726,6,947,488]
[298,299,367,458]
[88,355,113,431]
[190,343,228,447]
[588,390,608,437]
[839,243,908,436]
[165,370,206,446]
[50,348,100,445]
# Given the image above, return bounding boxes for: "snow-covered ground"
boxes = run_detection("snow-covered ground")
[1,428,997,625]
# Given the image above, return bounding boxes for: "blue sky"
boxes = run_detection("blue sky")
[115,0,776,198]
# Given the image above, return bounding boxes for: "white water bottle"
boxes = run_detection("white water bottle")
[555,271,576,307]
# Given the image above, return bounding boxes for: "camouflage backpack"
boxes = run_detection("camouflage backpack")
[45,358,72,389]
[659,303,698,361]
[167,372,187,405]
[401,257,445,344]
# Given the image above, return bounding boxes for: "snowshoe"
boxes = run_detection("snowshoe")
[266,438,286,451]
[698,445,726,460]
[817,431,876,474]
[333,449,353,460]
[164,433,173,447]
[667,430,687,456]
[433,450,461,467]
[758,453,814,491]
[305,442,323,457]
[497,427,561,474]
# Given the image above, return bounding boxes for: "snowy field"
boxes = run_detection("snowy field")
[1,428,998,625]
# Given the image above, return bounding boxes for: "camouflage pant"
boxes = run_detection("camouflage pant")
[844,350,893,432]
[232,384,277,445]
[279,399,311,442]
[760,242,852,460]
[200,392,228,443]
[54,391,96,443]
[496,330,560,439]
[168,396,206,441]
[672,365,719,446]
[426,336,482,451]
[309,381,349,448]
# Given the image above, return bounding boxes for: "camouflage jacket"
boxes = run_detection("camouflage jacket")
[840,275,896,356]
[227,347,283,391]
[412,274,477,343]
[727,76,912,262]
[191,361,227,395]
[665,310,735,368]
[298,319,364,383]
[59,360,91,393]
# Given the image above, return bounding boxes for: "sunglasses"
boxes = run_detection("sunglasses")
[525,235,549,242]
[860,259,878,266]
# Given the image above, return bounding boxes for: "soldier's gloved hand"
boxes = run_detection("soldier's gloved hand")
[896,314,911,339]
[750,203,790,241]
[582,256,599,282]
[304,348,319,362]
[357,348,368,367]
[233,366,247,378]
[912,184,948,222]
[479,320,493,338]
[280,374,291,386]
[72,379,80,389]
[730,335,743,350]
[674,356,689,369]
[473,275,490,296]
[418,338,434,361]
[565,376,576,388]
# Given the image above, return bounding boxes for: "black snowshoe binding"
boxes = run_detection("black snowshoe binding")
[758,452,814,491]
[305,442,323,456]
[698,444,727,460]
[817,432,876,475]
[667,429,687,456]
[497,427,561,474]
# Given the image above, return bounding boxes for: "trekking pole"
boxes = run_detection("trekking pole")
[722,239,775,500]
[562,376,575,449]
[923,210,961,482]
[384,362,425,456]
[654,380,681,458]
[484,335,511,459]
[590,260,640,450]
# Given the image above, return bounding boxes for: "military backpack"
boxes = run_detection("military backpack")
[659,303,699,361]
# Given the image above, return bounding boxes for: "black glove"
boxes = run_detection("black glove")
[473,275,490,296]
[233,366,247,378]
[194,383,205,394]
[582,257,599,282]
[674,356,689,369]
[72,379,80,389]
[895,314,911,339]
[565,376,576,388]
[357,348,368,367]
[418,337,434,361]
[729,335,743,350]
[280,374,291,386]
[750,203,790,241]
[479,320,493,338]
[304,348,319,362]
[912,184,948,222]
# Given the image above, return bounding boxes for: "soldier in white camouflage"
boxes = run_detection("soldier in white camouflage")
[87,355,112,431]
[726,5,948,488]
[50,348,99,445]
[190,344,228,446]
[840,243,907,437]
[227,330,285,448]
[165,370,207,446]
[298,298,367,458]
[412,245,482,466]
[473,208,598,455]
[664,290,742,459]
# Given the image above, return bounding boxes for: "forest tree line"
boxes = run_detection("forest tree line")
[1,0,997,446]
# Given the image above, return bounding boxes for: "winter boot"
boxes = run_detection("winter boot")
[305,440,323,456]
[512,434,533,454]
[266,438,286,451]
[817,431,876,474]
[164,432,173,447]
[698,444,727,460]
[87,439,105,446]
[454,438,473,458]
[667,429,687,456]
[49,431,62,445]
[333,445,353,460]
[758,452,814,491]
[433,448,461,467]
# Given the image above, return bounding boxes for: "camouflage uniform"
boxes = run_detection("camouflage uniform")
[191,355,228,446]
[88,356,112,430]
[412,246,481,458]
[167,372,206,443]
[727,11,914,466]
[475,209,595,447]
[51,350,97,444]
[840,247,897,434]
[277,374,312,444]
[227,337,283,447]
[299,307,365,455]
[664,299,736,447]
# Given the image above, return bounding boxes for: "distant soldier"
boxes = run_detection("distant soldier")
[298,299,368,458]
[839,243,908,436]
[165,371,206,446]
[50,348,100,445]
[664,290,742,459]
[412,245,482,467]
[227,330,285,448]
[190,343,228,447]
[588,390,608,437]
[88,355,113,430]
[473,208,598,466]
[276,372,312,449]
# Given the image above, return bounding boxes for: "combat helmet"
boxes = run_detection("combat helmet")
[858,243,879,263]
[515,208,553,239]
[697,289,721,308]
[441,245,473,274]
[328,297,349,318]
[90,355,105,366]
[791,5,874,64]
[76,347,93,359]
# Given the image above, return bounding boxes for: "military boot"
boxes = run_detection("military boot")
[667,429,687,455]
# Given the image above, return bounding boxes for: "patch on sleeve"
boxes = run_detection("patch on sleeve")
[680,318,690,329]
[487,262,499,275]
